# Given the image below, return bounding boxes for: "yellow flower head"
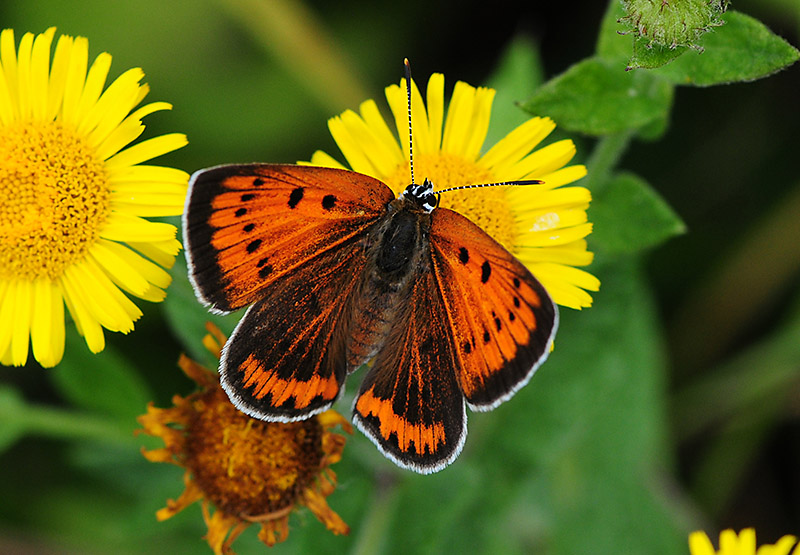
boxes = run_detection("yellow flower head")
[305,73,600,309]
[690,528,799,555]
[0,28,188,367]
[138,323,351,554]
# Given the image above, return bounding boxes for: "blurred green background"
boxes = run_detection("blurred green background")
[1,0,798,553]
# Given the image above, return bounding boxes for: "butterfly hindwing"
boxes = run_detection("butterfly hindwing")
[184,164,394,312]
[220,212,371,421]
[353,269,466,474]
[429,208,558,410]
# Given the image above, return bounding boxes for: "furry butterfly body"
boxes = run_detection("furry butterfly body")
[184,163,558,473]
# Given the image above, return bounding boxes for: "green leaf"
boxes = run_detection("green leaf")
[521,57,674,135]
[485,35,545,147]
[650,10,800,86]
[49,327,152,428]
[597,0,632,62]
[457,258,686,553]
[589,172,686,254]
[627,39,687,70]
[162,255,243,369]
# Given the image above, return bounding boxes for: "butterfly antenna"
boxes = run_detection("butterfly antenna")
[434,179,544,196]
[404,58,415,186]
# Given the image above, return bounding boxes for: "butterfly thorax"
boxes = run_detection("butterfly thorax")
[346,195,432,370]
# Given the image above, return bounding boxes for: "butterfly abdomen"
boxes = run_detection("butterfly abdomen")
[346,199,431,369]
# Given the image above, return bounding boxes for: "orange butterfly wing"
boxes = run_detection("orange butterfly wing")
[353,269,466,474]
[184,164,394,312]
[184,164,395,420]
[429,208,558,411]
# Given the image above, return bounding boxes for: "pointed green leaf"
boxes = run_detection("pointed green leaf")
[651,11,800,86]
[628,39,688,70]
[522,57,674,135]
[589,172,686,253]
[597,0,632,62]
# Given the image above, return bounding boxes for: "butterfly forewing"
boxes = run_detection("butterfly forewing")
[429,208,558,410]
[184,164,394,312]
[184,164,395,421]
[353,269,466,474]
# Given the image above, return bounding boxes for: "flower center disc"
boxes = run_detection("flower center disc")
[185,389,324,518]
[385,153,517,250]
[0,121,109,280]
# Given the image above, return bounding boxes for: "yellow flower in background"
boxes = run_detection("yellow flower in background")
[306,73,599,309]
[689,528,799,555]
[0,28,188,367]
[138,324,350,554]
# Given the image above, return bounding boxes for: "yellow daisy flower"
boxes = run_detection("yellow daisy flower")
[689,528,799,555]
[0,28,188,367]
[138,323,351,554]
[305,73,599,309]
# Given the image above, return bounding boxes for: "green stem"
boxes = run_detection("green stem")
[0,391,135,446]
[218,0,370,112]
[584,131,634,193]
[350,472,400,555]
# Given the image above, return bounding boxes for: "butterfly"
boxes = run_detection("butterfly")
[183,69,558,475]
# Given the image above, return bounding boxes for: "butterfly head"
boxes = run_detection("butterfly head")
[399,177,438,213]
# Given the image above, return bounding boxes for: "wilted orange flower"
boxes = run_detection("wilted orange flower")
[137,323,350,553]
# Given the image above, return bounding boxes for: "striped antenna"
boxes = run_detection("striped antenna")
[404,58,415,186]
[435,179,543,196]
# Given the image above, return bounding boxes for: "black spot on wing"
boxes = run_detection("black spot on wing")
[243,223,255,233]
[235,208,247,217]
[288,187,304,209]
[246,239,262,254]
[481,261,491,283]
[458,247,469,264]
[322,194,337,210]
[241,193,255,201]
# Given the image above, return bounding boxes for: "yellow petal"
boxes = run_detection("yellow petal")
[89,240,152,296]
[61,36,89,125]
[304,150,347,169]
[1,29,20,117]
[73,51,111,126]
[103,133,188,169]
[83,255,142,325]
[425,73,445,152]
[46,33,73,120]
[688,531,717,555]
[99,212,178,242]
[81,67,146,144]
[0,280,14,361]
[127,239,182,269]
[534,164,588,189]
[14,31,34,120]
[359,98,405,166]
[61,272,105,353]
[442,81,476,156]
[109,240,174,287]
[505,139,577,180]
[108,164,189,185]
[328,113,380,177]
[31,277,65,368]
[30,27,56,120]
[515,240,594,267]
[11,279,32,366]
[463,86,495,161]
[480,116,555,175]
[338,108,401,179]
